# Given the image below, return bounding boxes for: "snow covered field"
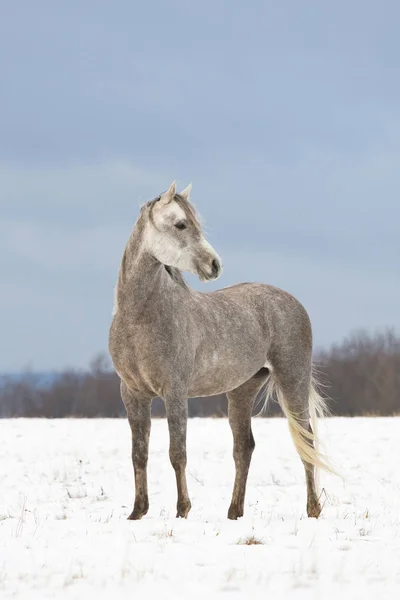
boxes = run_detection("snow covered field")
[1,417,399,599]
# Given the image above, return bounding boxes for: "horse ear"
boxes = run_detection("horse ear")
[179,183,192,202]
[160,180,176,204]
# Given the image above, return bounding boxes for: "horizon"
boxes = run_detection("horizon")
[1,325,396,376]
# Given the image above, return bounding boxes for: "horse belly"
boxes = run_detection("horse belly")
[188,340,266,397]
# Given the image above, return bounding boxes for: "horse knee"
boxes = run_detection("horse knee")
[132,454,147,471]
[132,439,148,469]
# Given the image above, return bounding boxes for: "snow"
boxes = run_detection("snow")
[1,417,399,599]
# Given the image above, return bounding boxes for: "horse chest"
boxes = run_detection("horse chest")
[110,316,194,394]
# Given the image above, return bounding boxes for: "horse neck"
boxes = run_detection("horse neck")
[117,225,164,313]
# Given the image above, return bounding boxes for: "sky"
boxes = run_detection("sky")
[1,0,399,371]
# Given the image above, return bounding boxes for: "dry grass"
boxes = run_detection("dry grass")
[237,535,264,546]
[155,528,174,540]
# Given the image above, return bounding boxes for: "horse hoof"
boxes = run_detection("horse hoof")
[307,503,322,519]
[176,500,191,519]
[127,511,143,520]
[227,506,243,520]
[127,502,149,521]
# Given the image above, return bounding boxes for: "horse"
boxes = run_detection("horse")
[109,181,331,521]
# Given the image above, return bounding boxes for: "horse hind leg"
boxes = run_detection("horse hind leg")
[227,369,269,520]
[271,368,327,518]
[303,422,322,518]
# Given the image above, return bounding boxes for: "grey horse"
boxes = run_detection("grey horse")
[109,181,331,521]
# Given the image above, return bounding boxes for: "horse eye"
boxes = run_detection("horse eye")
[175,221,187,230]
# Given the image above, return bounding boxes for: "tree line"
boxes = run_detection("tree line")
[1,329,399,418]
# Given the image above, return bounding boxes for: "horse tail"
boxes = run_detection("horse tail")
[257,367,335,476]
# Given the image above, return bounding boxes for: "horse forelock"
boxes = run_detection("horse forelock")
[144,193,202,232]
[173,194,202,229]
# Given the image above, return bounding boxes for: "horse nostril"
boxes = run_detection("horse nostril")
[211,259,220,276]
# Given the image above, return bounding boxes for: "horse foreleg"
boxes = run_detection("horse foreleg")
[165,394,191,518]
[121,382,152,520]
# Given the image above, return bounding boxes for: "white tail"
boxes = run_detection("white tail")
[257,369,335,476]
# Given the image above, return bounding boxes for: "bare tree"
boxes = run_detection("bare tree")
[1,330,399,418]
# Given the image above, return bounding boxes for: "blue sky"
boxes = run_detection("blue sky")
[1,1,399,371]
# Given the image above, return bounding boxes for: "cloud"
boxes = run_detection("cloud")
[0,156,398,371]
[1,2,399,369]
[217,247,400,354]
[0,162,171,224]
